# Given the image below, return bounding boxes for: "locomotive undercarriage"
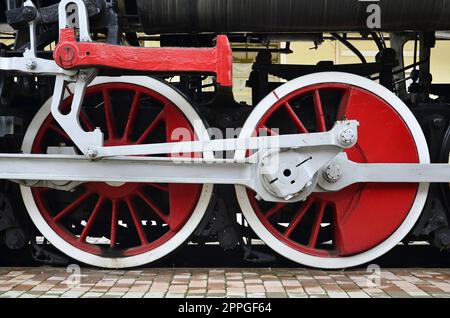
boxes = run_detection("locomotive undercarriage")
[0,0,450,268]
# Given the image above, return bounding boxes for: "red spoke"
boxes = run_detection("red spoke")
[261,125,279,136]
[123,91,141,138]
[48,124,70,141]
[146,183,169,192]
[265,203,286,219]
[337,87,355,119]
[80,197,105,241]
[313,90,327,132]
[126,198,148,245]
[331,205,346,256]
[65,85,73,96]
[137,190,169,224]
[136,110,165,144]
[284,198,315,238]
[35,187,52,194]
[80,111,95,132]
[308,201,327,248]
[53,191,93,222]
[110,200,118,248]
[284,102,308,133]
[102,89,117,139]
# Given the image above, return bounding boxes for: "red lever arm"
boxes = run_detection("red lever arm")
[54,28,233,87]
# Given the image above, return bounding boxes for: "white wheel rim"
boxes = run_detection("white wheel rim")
[21,76,213,269]
[235,72,430,269]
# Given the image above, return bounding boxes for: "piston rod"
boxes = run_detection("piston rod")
[0,152,449,202]
[318,156,448,191]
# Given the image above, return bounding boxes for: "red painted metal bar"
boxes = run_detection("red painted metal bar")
[54,28,233,87]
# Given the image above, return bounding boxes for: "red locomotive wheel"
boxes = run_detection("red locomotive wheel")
[21,77,213,268]
[235,72,429,268]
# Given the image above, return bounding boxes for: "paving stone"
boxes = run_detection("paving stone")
[1,290,26,298]
[144,292,166,298]
[101,292,126,298]
[347,291,370,298]
[60,291,86,298]
[428,280,450,293]
[327,291,349,298]
[19,292,45,298]
[123,292,145,298]
[81,292,104,298]
[287,293,308,298]
[1,267,450,298]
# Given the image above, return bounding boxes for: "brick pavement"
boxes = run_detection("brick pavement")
[0,267,450,298]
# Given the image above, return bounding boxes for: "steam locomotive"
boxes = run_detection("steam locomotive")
[0,0,450,269]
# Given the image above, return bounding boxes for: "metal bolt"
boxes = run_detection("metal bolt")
[439,232,450,246]
[22,6,37,21]
[25,58,36,70]
[79,72,88,81]
[59,45,76,67]
[437,215,446,223]
[5,228,25,250]
[433,117,445,129]
[338,128,356,145]
[86,148,98,159]
[323,163,343,183]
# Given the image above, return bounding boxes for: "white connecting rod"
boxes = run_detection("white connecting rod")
[95,120,357,158]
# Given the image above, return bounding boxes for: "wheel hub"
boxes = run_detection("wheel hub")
[260,150,317,201]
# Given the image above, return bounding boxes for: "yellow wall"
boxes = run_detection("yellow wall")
[429,41,450,83]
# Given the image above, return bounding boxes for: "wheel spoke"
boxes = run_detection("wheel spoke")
[48,124,70,141]
[110,200,118,248]
[265,203,285,219]
[80,196,105,241]
[65,85,73,96]
[53,191,93,222]
[284,102,308,133]
[284,197,315,238]
[146,183,169,192]
[80,111,95,132]
[261,125,279,136]
[137,189,169,224]
[124,91,141,138]
[35,187,52,194]
[337,87,355,119]
[126,198,148,245]
[102,89,118,139]
[308,201,327,248]
[313,90,327,132]
[136,109,165,144]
